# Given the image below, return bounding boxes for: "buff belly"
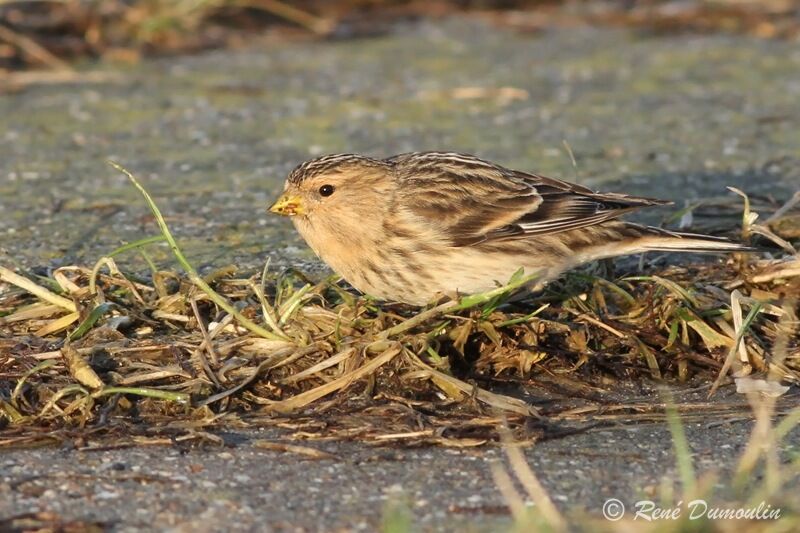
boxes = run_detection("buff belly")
[345,248,557,305]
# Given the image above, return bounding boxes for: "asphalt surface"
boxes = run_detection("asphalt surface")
[2,419,797,532]
[2,16,799,532]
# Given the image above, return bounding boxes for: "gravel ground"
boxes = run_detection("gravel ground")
[1,19,798,271]
[2,16,799,532]
[2,419,797,532]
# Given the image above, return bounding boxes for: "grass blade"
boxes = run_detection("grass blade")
[109,161,287,342]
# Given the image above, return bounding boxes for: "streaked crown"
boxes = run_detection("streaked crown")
[287,153,386,184]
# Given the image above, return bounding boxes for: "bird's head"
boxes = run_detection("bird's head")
[269,154,393,224]
[268,153,399,274]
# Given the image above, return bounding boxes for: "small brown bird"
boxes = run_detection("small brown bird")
[269,152,747,305]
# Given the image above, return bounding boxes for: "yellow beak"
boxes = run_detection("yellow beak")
[269,194,304,217]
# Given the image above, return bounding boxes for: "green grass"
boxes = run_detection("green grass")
[0,165,798,530]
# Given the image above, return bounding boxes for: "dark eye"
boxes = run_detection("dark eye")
[318,184,335,197]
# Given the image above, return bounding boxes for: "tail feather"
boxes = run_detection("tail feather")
[559,222,755,269]
[633,226,755,253]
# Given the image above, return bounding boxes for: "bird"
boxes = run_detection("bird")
[269,151,749,305]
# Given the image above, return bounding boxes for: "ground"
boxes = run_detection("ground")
[1,17,799,531]
[2,411,795,531]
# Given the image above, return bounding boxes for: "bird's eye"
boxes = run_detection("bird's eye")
[319,184,335,197]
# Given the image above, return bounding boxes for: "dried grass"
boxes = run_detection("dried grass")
[1,166,799,449]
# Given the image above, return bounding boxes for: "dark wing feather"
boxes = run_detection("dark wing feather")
[508,170,671,236]
[389,152,671,246]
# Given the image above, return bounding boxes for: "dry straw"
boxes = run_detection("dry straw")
[0,165,798,448]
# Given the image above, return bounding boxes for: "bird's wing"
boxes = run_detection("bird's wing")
[389,152,671,246]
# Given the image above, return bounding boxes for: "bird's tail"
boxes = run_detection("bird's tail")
[631,225,755,253]
[566,223,755,267]
[525,223,755,292]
